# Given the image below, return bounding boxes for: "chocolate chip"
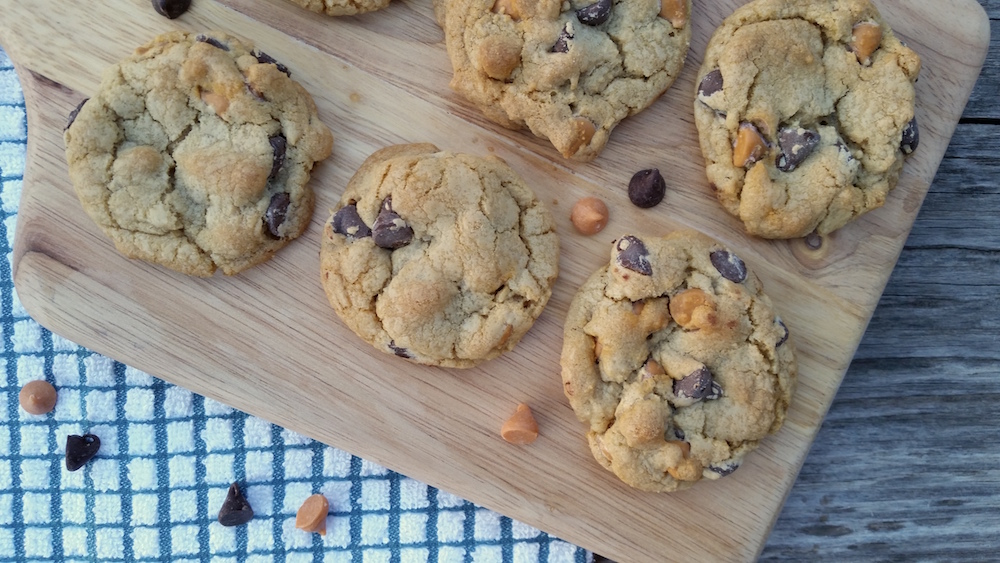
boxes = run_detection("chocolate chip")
[674,428,686,441]
[710,249,747,283]
[218,482,254,526]
[776,126,820,172]
[901,117,919,154]
[332,203,371,240]
[65,98,88,132]
[253,49,291,77]
[65,434,100,471]
[152,0,191,19]
[615,236,652,276]
[803,231,823,250]
[707,460,741,477]
[698,69,723,99]
[776,317,789,347]
[388,341,411,358]
[628,168,666,208]
[268,134,286,181]
[264,192,290,239]
[706,380,723,400]
[576,0,612,26]
[196,35,229,51]
[673,366,713,401]
[372,196,414,249]
[551,23,573,53]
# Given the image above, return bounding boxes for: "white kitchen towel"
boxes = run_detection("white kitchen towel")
[0,45,590,563]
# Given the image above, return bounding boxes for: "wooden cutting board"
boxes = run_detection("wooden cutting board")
[1,0,988,560]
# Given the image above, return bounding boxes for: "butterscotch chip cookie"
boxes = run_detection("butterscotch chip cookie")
[320,144,559,368]
[65,31,333,276]
[283,0,391,16]
[560,230,796,492]
[437,0,692,161]
[694,0,920,239]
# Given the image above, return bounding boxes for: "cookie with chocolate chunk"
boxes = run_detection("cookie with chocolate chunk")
[560,230,796,492]
[64,31,333,276]
[283,0,391,16]
[320,144,559,368]
[694,0,920,239]
[437,0,692,161]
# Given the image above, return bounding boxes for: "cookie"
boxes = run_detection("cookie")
[694,0,920,239]
[320,144,559,368]
[64,31,334,276]
[283,0,391,16]
[438,0,692,161]
[560,230,796,492]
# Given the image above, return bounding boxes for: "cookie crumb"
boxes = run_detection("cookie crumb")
[19,380,57,415]
[295,494,330,535]
[501,403,539,444]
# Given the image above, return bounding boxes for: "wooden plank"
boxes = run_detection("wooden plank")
[0,0,990,560]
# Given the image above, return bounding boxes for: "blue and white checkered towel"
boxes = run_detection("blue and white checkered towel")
[0,45,590,562]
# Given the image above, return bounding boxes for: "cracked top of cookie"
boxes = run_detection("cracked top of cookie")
[694,0,920,239]
[438,0,692,161]
[560,230,796,492]
[64,31,333,276]
[284,0,392,16]
[320,144,560,368]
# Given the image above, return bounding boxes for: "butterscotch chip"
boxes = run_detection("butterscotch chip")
[19,380,57,415]
[560,230,796,492]
[570,197,609,235]
[501,403,539,444]
[295,494,329,535]
[693,0,920,238]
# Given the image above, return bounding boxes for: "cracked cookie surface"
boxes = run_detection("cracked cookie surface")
[64,31,334,276]
[437,0,691,161]
[694,0,920,239]
[283,0,392,16]
[320,144,559,368]
[560,230,796,492]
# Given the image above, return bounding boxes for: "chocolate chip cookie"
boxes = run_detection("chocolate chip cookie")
[283,0,391,16]
[64,31,334,276]
[694,0,920,239]
[320,144,559,368]
[437,0,692,161]
[560,230,796,492]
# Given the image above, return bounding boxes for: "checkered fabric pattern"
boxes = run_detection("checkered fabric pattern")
[0,46,590,562]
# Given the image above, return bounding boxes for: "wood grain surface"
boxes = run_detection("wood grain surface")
[0,0,989,561]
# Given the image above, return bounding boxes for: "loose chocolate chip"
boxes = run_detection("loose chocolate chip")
[776,126,820,172]
[264,192,291,239]
[65,434,100,471]
[698,69,723,99]
[803,231,823,250]
[710,249,747,283]
[372,196,414,249]
[388,341,411,358]
[551,23,573,53]
[707,460,741,477]
[332,203,371,239]
[152,0,191,19]
[253,49,291,77]
[268,134,287,181]
[196,34,229,51]
[628,168,666,208]
[218,482,254,526]
[615,236,652,276]
[576,0,612,26]
[776,317,789,347]
[673,366,713,401]
[901,117,919,154]
[65,98,89,132]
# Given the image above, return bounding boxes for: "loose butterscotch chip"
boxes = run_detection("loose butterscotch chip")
[295,494,329,535]
[19,380,57,415]
[501,403,539,444]
[570,197,609,235]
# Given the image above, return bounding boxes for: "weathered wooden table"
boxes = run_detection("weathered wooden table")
[761,1,1000,559]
